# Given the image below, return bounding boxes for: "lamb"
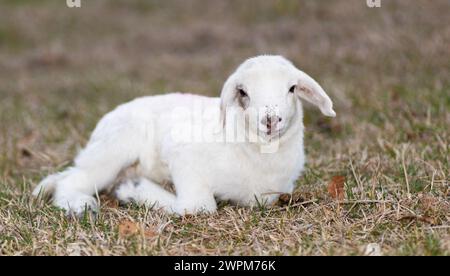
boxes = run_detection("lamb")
[32,55,336,216]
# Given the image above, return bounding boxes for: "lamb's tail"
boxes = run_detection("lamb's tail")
[32,170,71,198]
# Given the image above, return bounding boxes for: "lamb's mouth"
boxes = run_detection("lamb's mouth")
[259,127,286,139]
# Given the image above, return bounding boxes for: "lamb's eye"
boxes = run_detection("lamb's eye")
[289,85,296,93]
[237,88,248,98]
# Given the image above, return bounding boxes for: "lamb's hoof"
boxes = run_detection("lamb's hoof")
[174,200,217,216]
[115,180,137,205]
[53,193,99,219]
[67,208,98,222]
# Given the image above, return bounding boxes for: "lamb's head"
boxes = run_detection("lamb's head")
[220,55,336,141]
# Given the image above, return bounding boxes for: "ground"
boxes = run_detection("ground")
[0,0,448,256]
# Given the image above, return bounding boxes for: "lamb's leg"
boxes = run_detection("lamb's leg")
[115,170,218,215]
[170,163,217,215]
[116,154,217,216]
[116,178,176,213]
[116,176,216,216]
[34,136,142,216]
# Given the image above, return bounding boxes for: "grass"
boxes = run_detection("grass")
[0,0,449,256]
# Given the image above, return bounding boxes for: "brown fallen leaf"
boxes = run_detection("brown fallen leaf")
[118,220,140,238]
[100,194,119,209]
[277,192,306,206]
[327,175,346,200]
[278,194,292,205]
[16,131,39,166]
[118,220,158,239]
[17,131,38,149]
[398,215,436,225]
[144,228,158,239]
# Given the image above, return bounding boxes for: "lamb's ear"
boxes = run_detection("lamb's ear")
[219,74,237,127]
[295,70,336,117]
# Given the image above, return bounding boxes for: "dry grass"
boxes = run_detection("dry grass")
[0,0,449,256]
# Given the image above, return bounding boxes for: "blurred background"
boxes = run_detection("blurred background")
[1,0,449,191]
[0,0,449,255]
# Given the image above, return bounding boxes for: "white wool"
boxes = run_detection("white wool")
[33,55,335,216]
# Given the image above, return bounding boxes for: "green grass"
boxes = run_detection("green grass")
[0,0,449,256]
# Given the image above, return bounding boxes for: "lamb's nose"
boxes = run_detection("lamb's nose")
[261,115,282,130]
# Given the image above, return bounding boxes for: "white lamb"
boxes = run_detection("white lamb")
[33,55,336,216]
